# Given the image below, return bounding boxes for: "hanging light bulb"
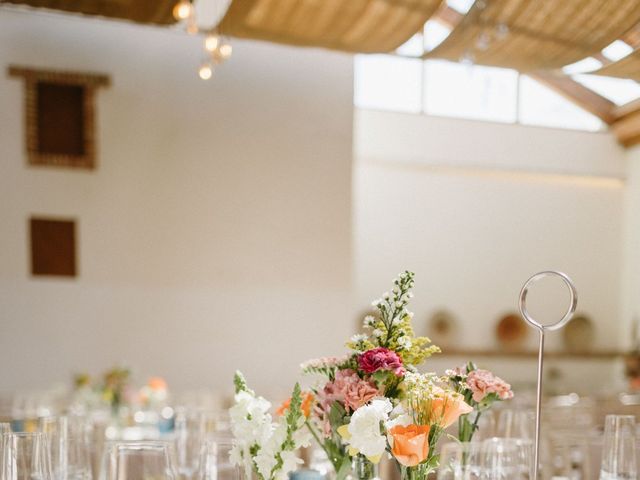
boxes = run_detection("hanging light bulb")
[172,0,193,21]
[198,61,213,80]
[218,42,233,60]
[186,13,199,35]
[204,32,220,52]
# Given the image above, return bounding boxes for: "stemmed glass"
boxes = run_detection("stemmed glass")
[480,438,532,480]
[2,432,53,480]
[600,415,637,480]
[102,442,178,480]
[437,442,482,480]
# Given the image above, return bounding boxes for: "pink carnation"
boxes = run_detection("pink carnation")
[358,347,405,376]
[466,369,514,403]
[318,369,379,413]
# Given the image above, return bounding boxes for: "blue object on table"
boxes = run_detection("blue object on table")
[289,470,325,480]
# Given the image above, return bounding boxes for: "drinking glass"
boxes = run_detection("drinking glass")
[437,442,482,480]
[480,438,532,480]
[600,415,637,480]
[102,442,177,480]
[39,416,68,480]
[195,437,237,480]
[495,410,535,440]
[40,416,92,480]
[174,410,206,479]
[2,432,53,480]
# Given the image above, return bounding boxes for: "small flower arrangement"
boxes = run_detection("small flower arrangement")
[229,372,311,480]
[447,362,514,442]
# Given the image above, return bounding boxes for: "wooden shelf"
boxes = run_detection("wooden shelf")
[438,349,625,360]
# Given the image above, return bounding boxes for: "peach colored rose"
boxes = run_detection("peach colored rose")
[431,392,473,428]
[389,424,430,467]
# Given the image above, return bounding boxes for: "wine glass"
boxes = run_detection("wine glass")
[102,442,178,480]
[600,415,637,480]
[2,432,53,480]
[437,442,482,480]
[480,438,532,480]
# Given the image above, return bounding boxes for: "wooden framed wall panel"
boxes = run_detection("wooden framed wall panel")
[8,66,110,169]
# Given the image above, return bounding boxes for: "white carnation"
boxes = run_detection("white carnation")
[347,398,392,458]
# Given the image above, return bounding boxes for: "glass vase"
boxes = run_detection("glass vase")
[349,455,379,480]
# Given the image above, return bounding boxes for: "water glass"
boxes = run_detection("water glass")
[600,415,637,480]
[102,442,178,480]
[174,410,206,479]
[480,438,532,480]
[40,416,92,480]
[195,437,237,480]
[2,432,53,480]
[437,442,482,480]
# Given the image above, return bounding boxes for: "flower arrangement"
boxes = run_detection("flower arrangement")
[447,362,513,442]
[229,372,311,480]
[72,367,170,414]
[300,271,514,480]
[229,271,514,480]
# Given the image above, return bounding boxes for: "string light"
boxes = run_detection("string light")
[198,62,213,80]
[172,0,193,21]
[218,43,233,59]
[204,33,220,52]
[172,0,233,81]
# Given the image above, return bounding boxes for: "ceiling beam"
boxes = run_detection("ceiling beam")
[528,71,617,125]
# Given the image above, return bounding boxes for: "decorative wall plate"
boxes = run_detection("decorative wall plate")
[428,310,458,348]
[495,312,529,349]
[562,313,595,353]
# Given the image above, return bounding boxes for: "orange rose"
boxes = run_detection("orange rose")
[276,392,314,417]
[389,424,430,467]
[431,392,473,428]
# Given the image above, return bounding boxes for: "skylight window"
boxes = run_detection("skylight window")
[562,57,603,75]
[446,0,474,14]
[396,33,424,57]
[601,40,634,62]
[424,60,518,123]
[572,74,640,106]
[519,76,604,132]
[424,20,452,52]
[354,55,422,113]
[354,53,617,133]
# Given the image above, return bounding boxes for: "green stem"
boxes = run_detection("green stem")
[305,421,341,471]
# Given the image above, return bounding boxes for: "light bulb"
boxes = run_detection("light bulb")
[204,33,220,52]
[219,43,233,59]
[186,14,199,35]
[198,62,213,80]
[172,0,193,20]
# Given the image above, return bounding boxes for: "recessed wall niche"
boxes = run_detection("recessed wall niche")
[30,217,77,278]
[9,66,110,169]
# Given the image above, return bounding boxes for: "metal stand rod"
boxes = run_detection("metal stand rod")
[533,331,544,480]
[519,271,578,480]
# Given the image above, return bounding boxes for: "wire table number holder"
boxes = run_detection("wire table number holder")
[518,271,578,480]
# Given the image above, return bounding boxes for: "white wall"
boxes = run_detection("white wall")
[622,146,640,351]
[354,110,627,393]
[0,8,354,396]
